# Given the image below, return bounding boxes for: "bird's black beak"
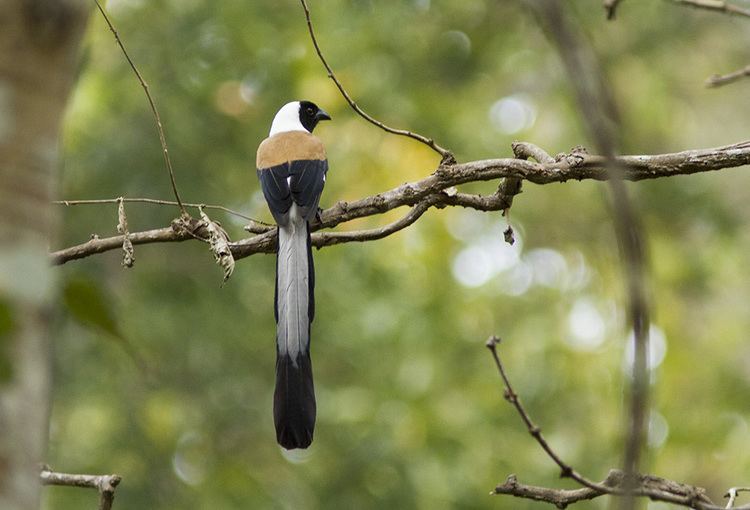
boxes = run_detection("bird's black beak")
[315,109,331,122]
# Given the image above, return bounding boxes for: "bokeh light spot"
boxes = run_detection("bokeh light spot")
[489,95,537,134]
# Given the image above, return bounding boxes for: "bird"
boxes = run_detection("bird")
[256,100,331,449]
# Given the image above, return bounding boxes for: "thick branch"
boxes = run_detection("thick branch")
[40,467,121,510]
[50,140,750,265]
[52,221,199,265]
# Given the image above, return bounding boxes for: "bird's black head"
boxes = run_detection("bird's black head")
[298,100,331,133]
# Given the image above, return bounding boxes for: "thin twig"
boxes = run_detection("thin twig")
[298,0,454,163]
[485,336,741,510]
[485,336,606,491]
[40,466,121,510]
[50,139,750,265]
[706,65,750,87]
[53,197,269,227]
[672,0,750,18]
[93,0,187,216]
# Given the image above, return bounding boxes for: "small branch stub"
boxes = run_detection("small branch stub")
[706,65,750,88]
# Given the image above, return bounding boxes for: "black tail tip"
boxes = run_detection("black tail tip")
[276,425,314,450]
[274,353,316,450]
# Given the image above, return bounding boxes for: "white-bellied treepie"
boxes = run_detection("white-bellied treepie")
[256,100,331,449]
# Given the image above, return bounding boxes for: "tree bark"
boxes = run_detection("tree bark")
[0,2,88,508]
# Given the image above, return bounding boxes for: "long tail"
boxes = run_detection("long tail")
[274,204,316,449]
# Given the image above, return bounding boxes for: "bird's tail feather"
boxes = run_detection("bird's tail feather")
[274,351,315,449]
[273,206,316,449]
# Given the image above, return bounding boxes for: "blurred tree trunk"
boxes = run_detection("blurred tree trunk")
[0,2,88,509]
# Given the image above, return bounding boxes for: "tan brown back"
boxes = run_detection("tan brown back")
[256,131,327,169]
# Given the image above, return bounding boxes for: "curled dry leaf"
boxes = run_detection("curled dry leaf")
[117,198,135,268]
[199,207,235,283]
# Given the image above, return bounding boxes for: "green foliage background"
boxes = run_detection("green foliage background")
[47,0,750,508]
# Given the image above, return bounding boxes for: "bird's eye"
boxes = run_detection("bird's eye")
[306,107,314,114]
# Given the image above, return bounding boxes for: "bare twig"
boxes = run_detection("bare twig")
[51,139,750,265]
[670,0,750,86]
[672,0,750,18]
[93,0,186,216]
[604,0,624,19]
[706,65,750,87]
[298,0,454,163]
[54,197,270,229]
[486,336,607,491]
[485,335,746,510]
[40,466,121,510]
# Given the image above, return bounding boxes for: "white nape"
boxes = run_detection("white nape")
[269,101,306,136]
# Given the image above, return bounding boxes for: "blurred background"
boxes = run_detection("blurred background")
[46,0,750,508]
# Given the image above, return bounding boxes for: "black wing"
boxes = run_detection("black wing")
[289,159,328,222]
[257,164,292,226]
[258,159,327,225]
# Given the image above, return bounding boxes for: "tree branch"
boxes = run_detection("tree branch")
[494,471,718,508]
[51,139,750,265]
[40,466,121,510]
[298,0,454,163]
[486,336,608,492]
